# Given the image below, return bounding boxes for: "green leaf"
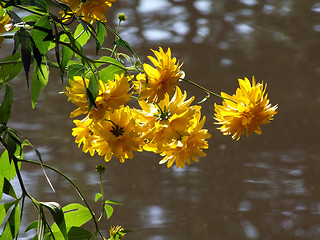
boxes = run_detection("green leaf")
[95,56,124,69]
[3,177,17,199]
[16,29,32,87]
[0,200,18,224]
[197,93,211,104]
[99,65,124,83]
[31,63,49,108]
[105,200,123,205]
[67,64,87,79]
[74,22,90,47]
[113,38,134,54]
[62,203,92,227]
[0,52,23,82]
[94,193,102,202]
[31,16,52,54]
[0,151,17,181]
[0,84,14,125]
[88,74,99,100]
[48,203,92,239]
[104,204,113,219]
[95,21,106,54]
[0,203,20,240]
[85,83,97,111]
[68,227,92,240]
[61,45,74,78]
[25,220,38,232]
[40,202,68,240]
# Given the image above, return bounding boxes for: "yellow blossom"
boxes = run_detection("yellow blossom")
[214,77,278,140]
[60,0,116,23]
[65,74,132,119]
[0,7,10,44]
[72,117,96,156]
[133,47,183,103]
[159,112,211,168]
[133,87,200,151]
[91,106,143,163]
[97,73,132,110]
[109,225,125,239]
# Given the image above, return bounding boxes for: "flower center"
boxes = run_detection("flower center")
[240,110,254,125]
[154,104,171,121]
[110,124,125,137]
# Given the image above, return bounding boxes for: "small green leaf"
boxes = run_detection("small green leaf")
[104,204,113,219]
[67,64,87,79]
[40,202,68,240]
[95,56,124,69]
[94,193,102,202]
[99,65,124,83]
[0,84,14,125]
[74,22,90,47]
[25,220,38,232]
[31,63,49,108]
[3,178,17,199]
[0,151,17,181]
[197,93,211,104]
[88,74,99,100]
[113,38,134,54]
[105,200,123,205]
[95,21,106,54]
[68,227,92,240]
[0,52,23,82]
[16,29,32,87]
[85,85,97,111]
[61,45,74,77]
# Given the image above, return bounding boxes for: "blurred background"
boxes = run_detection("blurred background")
[2,0,320,239]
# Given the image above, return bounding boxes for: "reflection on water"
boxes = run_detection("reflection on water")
[2,0,320,239]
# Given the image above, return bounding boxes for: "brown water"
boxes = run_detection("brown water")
[2,0,320,239]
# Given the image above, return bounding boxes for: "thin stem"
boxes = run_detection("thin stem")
[97,172,105,221]
[18,159,105,240]
[12,5,46,17]
[181,77,238,104]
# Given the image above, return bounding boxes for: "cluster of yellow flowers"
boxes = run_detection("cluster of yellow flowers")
[65,48,211,168]
[60,0,117,22]
[61,0,277,169]
[65,47,278,168]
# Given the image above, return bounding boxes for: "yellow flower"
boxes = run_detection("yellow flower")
[65,76,90,117]
[91,106,143,163]
[109,225,125,239]
[97,73,132,110]
[72,117,96,156]
[60,0,116,23]
[133,87,199,151]
[214,77,278,140]
[133,47,183,103]
[65,74,132,119]
[0,7,10,44]
[159,113,211,168]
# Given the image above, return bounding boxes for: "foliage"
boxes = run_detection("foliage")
[0,0,278,239]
